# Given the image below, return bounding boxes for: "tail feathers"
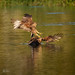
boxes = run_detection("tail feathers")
[42,33,63,42]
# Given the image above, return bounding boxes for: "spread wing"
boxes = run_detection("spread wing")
[42,33,63,42]
[12,14,37,30]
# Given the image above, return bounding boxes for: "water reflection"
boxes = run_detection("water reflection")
[44,43,63,51]
[41,22,75,26]
[30,45,43,68]
[47,12,65,14]
[30,44,42,59]
[29,44,63,75]
[30,43,63,61]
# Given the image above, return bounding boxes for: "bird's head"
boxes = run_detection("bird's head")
[24,14,32,17]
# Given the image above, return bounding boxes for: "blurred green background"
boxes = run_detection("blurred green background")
[0,0,75,7]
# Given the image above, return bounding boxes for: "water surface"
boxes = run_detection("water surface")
[0,6,75,75]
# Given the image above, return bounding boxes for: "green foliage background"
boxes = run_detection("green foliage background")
[0,0,75,7]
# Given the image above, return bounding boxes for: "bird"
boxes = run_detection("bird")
[12,14,41,38]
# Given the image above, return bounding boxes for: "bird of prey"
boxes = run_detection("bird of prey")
[12,14,41,38]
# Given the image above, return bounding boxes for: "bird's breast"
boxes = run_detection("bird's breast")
[20,25,31,32]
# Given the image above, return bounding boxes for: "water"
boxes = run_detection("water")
[0,6,75,75]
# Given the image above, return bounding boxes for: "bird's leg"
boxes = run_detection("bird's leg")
[35,33,40,38]
[36,30,42,35]
[31,33,34,38]
[31,28,41,38]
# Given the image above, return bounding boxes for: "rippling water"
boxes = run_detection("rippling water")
[0,6,75,75]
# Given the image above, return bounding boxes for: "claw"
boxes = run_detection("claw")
[37,35,40,38]
[39,32,42,35]
[37,32,42,35]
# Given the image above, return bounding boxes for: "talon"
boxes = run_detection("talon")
[37,35,40,38]
[38,32,42,35]
[39,33,42,34]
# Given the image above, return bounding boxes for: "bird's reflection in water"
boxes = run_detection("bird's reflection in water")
[30,44,43,61]
[29,44,43,71]
[44,43,63,51]
[30,43,63,54]
[29,43,63,69]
